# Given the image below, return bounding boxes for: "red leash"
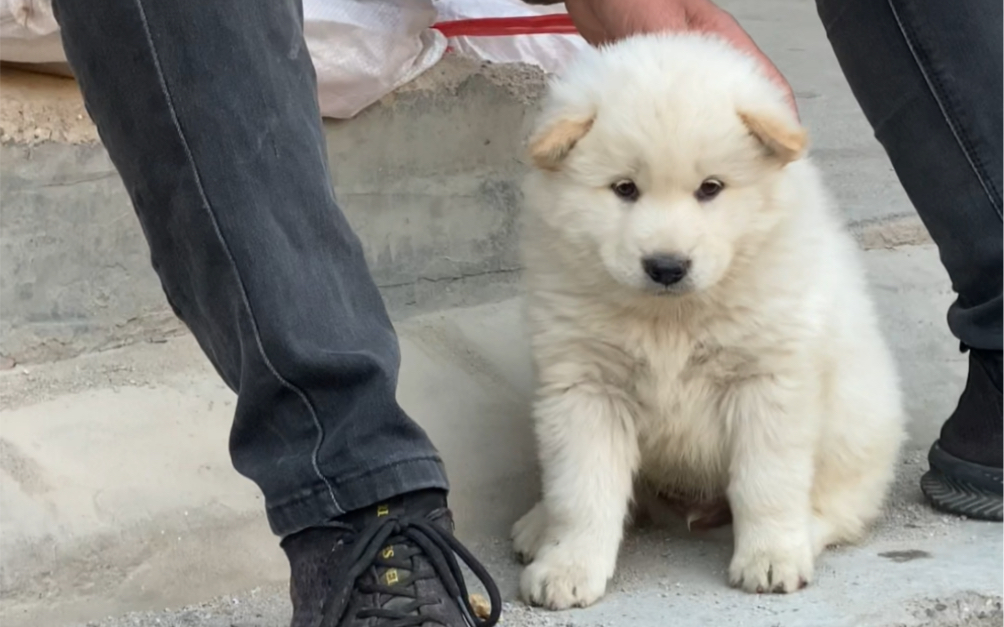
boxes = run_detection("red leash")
[431,14,579,38]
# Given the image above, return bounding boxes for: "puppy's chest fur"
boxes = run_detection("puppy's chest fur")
[619,322,760,497]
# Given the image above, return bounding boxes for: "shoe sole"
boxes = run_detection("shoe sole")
[921,442,1002,522]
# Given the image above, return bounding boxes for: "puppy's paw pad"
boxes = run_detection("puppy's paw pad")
[520,552,609,610]
[729,543,813,594]
[511,503,548,563]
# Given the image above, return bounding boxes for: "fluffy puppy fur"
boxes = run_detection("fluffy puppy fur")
[511,33,905,609]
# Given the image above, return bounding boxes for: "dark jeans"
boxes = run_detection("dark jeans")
[52,0,1001,539]
[52,0,448,537]
[817,0,1003,351]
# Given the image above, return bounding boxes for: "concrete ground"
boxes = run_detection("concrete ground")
[1,0,1001,626]
[3,245,1002,627]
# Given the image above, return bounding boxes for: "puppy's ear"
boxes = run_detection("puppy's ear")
[738,110,807,164]
[527,115,595,171]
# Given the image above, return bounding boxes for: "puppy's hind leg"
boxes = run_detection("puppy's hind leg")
[519,386,639,610]
[810,433,902,555]
[809,474,889,556]
[811,344,905,554]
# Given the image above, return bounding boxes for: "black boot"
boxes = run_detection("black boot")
[282,490,501,627]
[921,347,1003,521]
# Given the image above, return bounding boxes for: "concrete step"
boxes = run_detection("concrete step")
[3,243,1001,627]
[0,55,544,366]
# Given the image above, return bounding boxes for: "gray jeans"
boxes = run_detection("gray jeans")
[52,0,1002,538]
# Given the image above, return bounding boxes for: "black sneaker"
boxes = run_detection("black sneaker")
[282,490,502,627]
[921,346,1003,521]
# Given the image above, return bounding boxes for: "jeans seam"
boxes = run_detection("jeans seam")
[131,0,342,514]
[887,0,1003,221]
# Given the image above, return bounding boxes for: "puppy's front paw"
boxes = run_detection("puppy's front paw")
[729,532,813,593]
[511,502,548,563]
[520,546,611,610]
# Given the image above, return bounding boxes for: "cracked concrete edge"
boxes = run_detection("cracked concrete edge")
[0,313,188,370]
[851,214,933,250]
[0,67,97,145]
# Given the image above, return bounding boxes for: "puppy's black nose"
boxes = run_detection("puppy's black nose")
[642,255,691,286]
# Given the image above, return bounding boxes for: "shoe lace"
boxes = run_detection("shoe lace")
[322,514,502,627]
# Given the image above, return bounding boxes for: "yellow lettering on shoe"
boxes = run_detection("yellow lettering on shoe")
[376,504,389,517]
[385,569,399,585]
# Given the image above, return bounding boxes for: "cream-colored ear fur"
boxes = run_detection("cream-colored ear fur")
[527,116,595,171]
[739,110,808,163]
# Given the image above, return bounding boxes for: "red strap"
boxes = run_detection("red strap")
[432,14,579,38]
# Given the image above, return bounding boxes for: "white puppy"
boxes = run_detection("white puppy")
[512,33,905,609]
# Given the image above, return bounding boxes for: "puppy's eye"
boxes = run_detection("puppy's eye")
[611,179,640,202]
[695,178,725,201]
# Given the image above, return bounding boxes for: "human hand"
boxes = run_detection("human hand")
[563,0,797,116]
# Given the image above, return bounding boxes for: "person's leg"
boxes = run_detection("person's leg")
[816,0,1002,520]
[51,1,499,624]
